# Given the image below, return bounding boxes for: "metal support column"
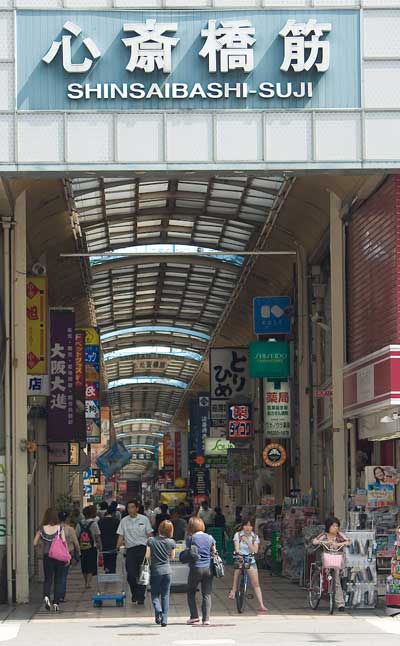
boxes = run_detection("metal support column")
[12,191,29,603]
[330,193,348,523]
[297,245,311,494]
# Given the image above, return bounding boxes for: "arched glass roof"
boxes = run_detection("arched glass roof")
[90,244,244,267]
[108,376,188,390]
[104,346,203,363]
[68,175,288,430]
[101,326,210,343]
[114,417,170,428]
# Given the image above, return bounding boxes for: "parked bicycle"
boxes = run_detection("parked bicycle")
[308,540,345,614]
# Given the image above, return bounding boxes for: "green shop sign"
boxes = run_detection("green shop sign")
[249,341,290,378]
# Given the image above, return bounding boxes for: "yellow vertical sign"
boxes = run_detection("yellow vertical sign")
[26,276,48,374]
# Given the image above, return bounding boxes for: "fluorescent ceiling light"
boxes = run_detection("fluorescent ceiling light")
[108,376,187,389]
[104,346,203,362]
[101,325,210,342]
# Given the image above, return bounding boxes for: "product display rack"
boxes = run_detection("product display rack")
[343,530,377,610]
[375,531,396,596]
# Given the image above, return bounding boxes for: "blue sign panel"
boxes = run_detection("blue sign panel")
[16,10,360,111]
[254,296,291,335]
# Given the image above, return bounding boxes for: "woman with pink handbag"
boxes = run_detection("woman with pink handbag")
[33,508,70,612]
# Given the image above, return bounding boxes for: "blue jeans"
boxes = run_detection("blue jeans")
[150,573,171,625]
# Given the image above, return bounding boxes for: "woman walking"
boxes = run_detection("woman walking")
[186,517,216,626]
[228,518,268,613]
[146,520,176,627]
[58,512,81,602]
[75,505,102,589]
[33,508,69,612]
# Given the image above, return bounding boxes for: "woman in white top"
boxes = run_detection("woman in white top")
[228,518,268,613]
[33,507,68,612]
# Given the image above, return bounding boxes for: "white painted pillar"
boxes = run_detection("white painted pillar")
[330,193,348,523]
[12,191,29,603]
[297,245,311,494]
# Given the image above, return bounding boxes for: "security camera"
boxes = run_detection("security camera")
[31,262,47,276]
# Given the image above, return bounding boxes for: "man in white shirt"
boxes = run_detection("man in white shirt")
[117,499,153,604]
[198,500,215,528]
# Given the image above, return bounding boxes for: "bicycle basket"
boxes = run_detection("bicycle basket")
[322,552,343,569]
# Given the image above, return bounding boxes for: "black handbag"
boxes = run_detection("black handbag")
[211,552,225,578]
[179,541,199,565]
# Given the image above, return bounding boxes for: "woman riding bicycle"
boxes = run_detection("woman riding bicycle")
[312,516,351,611]
[228,518,268,614]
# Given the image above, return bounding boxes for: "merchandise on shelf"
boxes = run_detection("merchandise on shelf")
[376,531,396,595]
[343,530,377,609]
[385,528,400,616]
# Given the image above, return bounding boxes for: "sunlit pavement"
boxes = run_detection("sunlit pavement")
[2,566,400,646]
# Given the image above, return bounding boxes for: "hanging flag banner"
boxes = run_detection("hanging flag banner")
[264,380,291,439]
[210,348,251,422]
[174,431,182,479]
[163,433,175,474]
[26,276,48,375]
[96,440,131,479]
[198,393,210,455]
[82,327,101,444]
[75,330,86,442]
[48,309,75,442]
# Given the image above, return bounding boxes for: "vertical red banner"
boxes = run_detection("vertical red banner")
[174,431,182,480]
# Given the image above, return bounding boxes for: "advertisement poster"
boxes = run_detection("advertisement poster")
[26,276,48,375]
[96,441,131,479]
[48,309,75,442]
[365,466,399,509]
[264,380,291,439]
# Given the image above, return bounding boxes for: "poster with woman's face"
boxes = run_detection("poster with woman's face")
[365,466,398,509]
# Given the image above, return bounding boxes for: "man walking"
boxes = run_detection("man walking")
[117,500,153,604]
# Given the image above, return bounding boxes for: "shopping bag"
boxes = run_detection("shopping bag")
[138,558,150,586]
[211,552,225,578]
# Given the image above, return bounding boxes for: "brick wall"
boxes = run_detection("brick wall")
[347,177,399,362]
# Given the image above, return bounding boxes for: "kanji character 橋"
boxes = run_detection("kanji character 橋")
[199,19,256,73]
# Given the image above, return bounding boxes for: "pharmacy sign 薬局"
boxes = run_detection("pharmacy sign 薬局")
[16,11,360,111]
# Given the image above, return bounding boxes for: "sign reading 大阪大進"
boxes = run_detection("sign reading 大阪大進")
[16,11,360,111]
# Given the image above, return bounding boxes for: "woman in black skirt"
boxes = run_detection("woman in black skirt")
[75,505,102,589]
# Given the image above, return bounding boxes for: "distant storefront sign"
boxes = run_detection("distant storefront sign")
[227,402,253,440]
[26,276,48,375]
[48,442,70,464]
[254,296,291,335]
[249,341,290,378]
[17,11,360,112]
[205,437,234,468]
[227,448,253,484]
[210,348,251,422]
[264,380,291,439]
[27,374,49,397]
[263,443,287,468]
[48,309,75,442]
[89,468,101,485]
[82,327,101,444]
[198,393,210,454]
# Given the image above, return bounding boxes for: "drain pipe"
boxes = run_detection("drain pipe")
[1,214,13,604]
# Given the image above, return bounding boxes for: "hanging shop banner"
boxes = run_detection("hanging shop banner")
[163,433,175,469]
[189,398,200,454]
[0,456,6,545]
[89,468,101,485]
[227,402,253,440]
[90,433,108,469]
[17,11,361,112]
[26,276,48,375]
[210,348,251,421]
[174,431,182,480]
[75,330,86,442]
[190,465,210,498]
[48,442,70,464]
[253,296,291,336]
[227,448,253,484]
[249,341,290,378]
[96,440,131,479]
[264,380,291,439]
[69,442,80,466]
[262,443,287,468]
[365,465,399,509]
[198,393,210,455]
[48,309,75,442]
[205,437,234,468]
[158,441,164,470]
[27,374,50,397]
[101,406,111,439]
[82,327,101,444]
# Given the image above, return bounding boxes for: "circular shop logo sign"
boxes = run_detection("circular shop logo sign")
[263,443,287,468]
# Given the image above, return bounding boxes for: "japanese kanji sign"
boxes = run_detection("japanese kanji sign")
[227,402,253,440]
[48,309,75,442]
[210,347,251,406]
[264,380,291,439]
[75,330,87,442]
[26,276,48,375]
[82,327,101,444]
[16,10,361,111]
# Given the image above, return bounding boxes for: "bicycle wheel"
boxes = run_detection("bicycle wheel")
[309,565,322,610]
[328,570,336,615]
[236,571,246,614]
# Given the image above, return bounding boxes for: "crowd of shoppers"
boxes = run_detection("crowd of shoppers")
[33,497,270,624]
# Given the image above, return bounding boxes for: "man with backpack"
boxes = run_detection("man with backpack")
[116,500,153,604]
[75,505,102,589]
